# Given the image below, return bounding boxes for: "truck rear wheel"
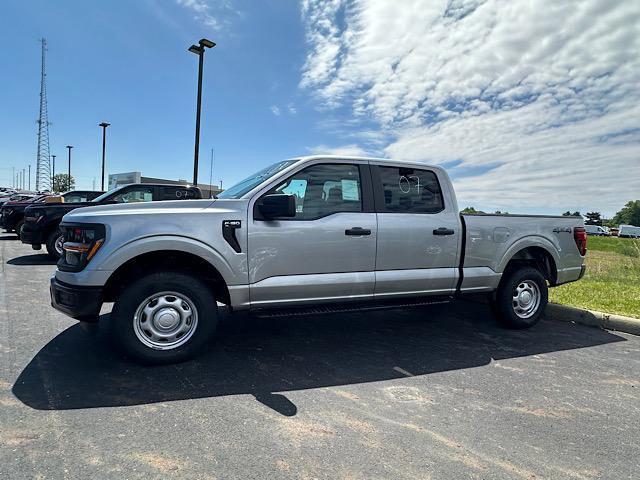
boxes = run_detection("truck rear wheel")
[493,267,548,329]
[109,271,218,364]
[45,228,65,259]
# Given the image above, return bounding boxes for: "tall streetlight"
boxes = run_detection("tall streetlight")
[188,38,216,186]
[51,154,56,190]
[99,122,110,191]
[66,145,73,191]
[28,164,31,191]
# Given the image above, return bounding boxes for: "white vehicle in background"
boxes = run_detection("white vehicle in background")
[584,225,609,236]
[619,225,640,238]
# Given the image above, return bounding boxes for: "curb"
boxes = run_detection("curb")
[544,303,640,336]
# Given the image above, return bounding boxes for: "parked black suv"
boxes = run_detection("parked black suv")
[21,183,202,258]
[1,191,102,239]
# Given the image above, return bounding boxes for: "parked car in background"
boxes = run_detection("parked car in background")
[1,191,103,239]
[22,183,202,258]
[49,155,587,364]
[0,193,36,207]
[619,224,640,238]
[584,225,609,236]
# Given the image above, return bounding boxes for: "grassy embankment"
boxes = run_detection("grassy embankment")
[549,236,640,318]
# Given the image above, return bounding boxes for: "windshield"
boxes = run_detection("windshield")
[217,160,299,199]
[91,185,123,203]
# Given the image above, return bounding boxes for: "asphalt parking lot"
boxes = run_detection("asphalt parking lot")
[1,234,639,479]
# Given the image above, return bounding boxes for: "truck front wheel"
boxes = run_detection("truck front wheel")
[494,267,548,329]
[15,220,25,240]
[110,271,218,364]
[45,228,65,259]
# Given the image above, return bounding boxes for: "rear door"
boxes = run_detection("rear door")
[372,163,460,297]
[247,160,377,307]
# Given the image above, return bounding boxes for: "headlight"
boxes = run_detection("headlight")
[25,209,45,223]
[58,223,106,272]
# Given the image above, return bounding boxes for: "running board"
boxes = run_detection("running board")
[252,296,451,319]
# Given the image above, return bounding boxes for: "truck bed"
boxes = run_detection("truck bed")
[459,213,584,293]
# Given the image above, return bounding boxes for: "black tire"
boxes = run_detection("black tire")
[109,271,218,364]
[15,221,25,240]
[493,266,548,329]
[45,228,64,259]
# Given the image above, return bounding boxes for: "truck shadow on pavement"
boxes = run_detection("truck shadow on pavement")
[13,301,625,415]
[6,254,57,266]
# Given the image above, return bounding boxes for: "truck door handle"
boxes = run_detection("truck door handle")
[345,227,371,236]
[433,227,455,236]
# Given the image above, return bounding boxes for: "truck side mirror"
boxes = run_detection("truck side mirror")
[257,194,296,219]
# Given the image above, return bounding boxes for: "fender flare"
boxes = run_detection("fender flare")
[97,235,236,285]
[497,235,560,275]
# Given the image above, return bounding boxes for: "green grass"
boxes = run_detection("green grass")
[549,236,640,318]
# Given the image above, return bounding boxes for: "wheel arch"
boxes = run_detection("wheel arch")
[499,241,559,286]
[102,249,231,306]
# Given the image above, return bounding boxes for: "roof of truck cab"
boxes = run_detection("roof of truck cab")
[291,155,443,171]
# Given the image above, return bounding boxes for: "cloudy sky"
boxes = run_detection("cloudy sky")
[1,0,638,216]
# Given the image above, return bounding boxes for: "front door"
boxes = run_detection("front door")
[248,161,376,307]
[372,164,460,297]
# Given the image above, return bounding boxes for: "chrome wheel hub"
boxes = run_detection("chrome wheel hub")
[133,292,198,350]
[55,235,64,255]
[512,281,540,319]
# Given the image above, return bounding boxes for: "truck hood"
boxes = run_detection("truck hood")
[62,198,247,224]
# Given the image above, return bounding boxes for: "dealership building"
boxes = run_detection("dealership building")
[108,172,222,198]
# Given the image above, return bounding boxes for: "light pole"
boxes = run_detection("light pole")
[51,154,56,190]
[99,122,110,191]
[28,164,31,191]
[209,148,214,198]
[188,38,216,186]
[66,145,73,191]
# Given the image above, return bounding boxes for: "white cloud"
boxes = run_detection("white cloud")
[288,103,297,115]
[270,105,281,116]
[176,0,238,29]
[300,0,640,215]
[308,144,369,157]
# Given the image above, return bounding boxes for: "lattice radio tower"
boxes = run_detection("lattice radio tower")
[35,38,52,192]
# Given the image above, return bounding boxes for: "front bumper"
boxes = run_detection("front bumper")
[50,276,103,322]
[20,222,45,245]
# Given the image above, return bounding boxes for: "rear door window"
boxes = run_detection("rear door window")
[158,186,199,200]
[376,166,444,214]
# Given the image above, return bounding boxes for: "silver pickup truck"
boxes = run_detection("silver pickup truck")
[50,156,587,364]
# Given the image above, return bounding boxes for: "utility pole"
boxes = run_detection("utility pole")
[22,169,26,190]
[12,167,15,188]
[187,38,216,186]
[28,164,31,190]
[99,122,110,190]
[66,145,73,191]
